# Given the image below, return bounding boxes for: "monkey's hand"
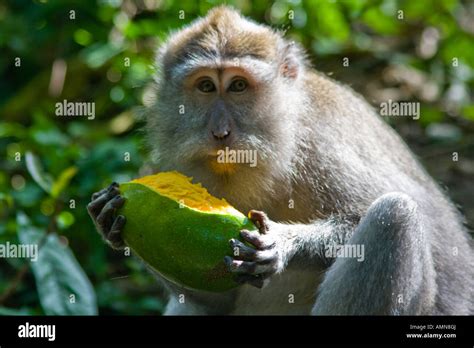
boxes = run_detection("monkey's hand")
[87,182,126,249]
[224,210,285,289]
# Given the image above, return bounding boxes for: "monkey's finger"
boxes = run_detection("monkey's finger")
[229,238,277,264]
[229,238,257,261]
[91,182,118,200]
[248,210,270,234]
[96,195,125,233]
[107,215,126,249]
[224,256,269,275]
[95,182,118,200]
[240,229,275,250]
[87,187,120,219]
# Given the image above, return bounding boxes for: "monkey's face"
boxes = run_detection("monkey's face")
[181,61,279,174]
[150,58,297,179]
[146,7,305,196]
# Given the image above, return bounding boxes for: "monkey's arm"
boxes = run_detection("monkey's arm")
[276,215,359,267]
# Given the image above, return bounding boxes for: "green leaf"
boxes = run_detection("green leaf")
[25,152,53,195]
[57,211,75,230]
[51,166,78,199]
[361,6,400,35]
[17,212,98,315]
[80,42,123,69]
[0,123,26,139]
[419,106,444,126]
[30,128,70,147]
[441,33,474,69]
[0,306,34,316]
[317,2,350,42]
[0,192,14,208]
[461,105,474,121]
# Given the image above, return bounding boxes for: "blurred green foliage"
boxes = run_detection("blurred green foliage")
[0,0,473,315]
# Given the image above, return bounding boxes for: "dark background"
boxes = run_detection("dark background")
[0,0,473,315]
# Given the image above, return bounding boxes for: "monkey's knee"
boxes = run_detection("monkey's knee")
[363,192,420,237]
[349,192,424,260]
[313,192,436,315]
[355,192,436,301]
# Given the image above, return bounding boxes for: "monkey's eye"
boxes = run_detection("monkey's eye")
[228,78,248,93]
[197,79,216,93]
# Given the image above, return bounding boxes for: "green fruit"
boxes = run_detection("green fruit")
[119,171,257,292]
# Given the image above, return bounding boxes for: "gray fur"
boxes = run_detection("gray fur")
[137,7,474,315]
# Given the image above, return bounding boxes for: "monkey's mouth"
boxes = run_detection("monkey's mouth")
[204,145,259,175]
[206,151,238,175]
[208,159,238,175]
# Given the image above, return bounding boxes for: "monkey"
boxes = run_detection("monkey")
[87,6,474,315]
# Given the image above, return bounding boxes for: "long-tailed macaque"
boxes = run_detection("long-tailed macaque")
[88,6,474,315]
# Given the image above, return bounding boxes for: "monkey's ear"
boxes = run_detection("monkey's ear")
[279,42,302,79]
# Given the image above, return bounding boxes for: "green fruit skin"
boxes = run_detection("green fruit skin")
[119,182,257,292]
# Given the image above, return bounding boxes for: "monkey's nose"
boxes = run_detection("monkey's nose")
[212,129,231,140]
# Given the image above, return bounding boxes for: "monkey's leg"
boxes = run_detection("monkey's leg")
[312,192,436,315]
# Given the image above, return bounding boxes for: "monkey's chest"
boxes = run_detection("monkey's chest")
[232,268,322,315]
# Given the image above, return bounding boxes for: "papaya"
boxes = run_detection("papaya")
[119,171,257,292]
